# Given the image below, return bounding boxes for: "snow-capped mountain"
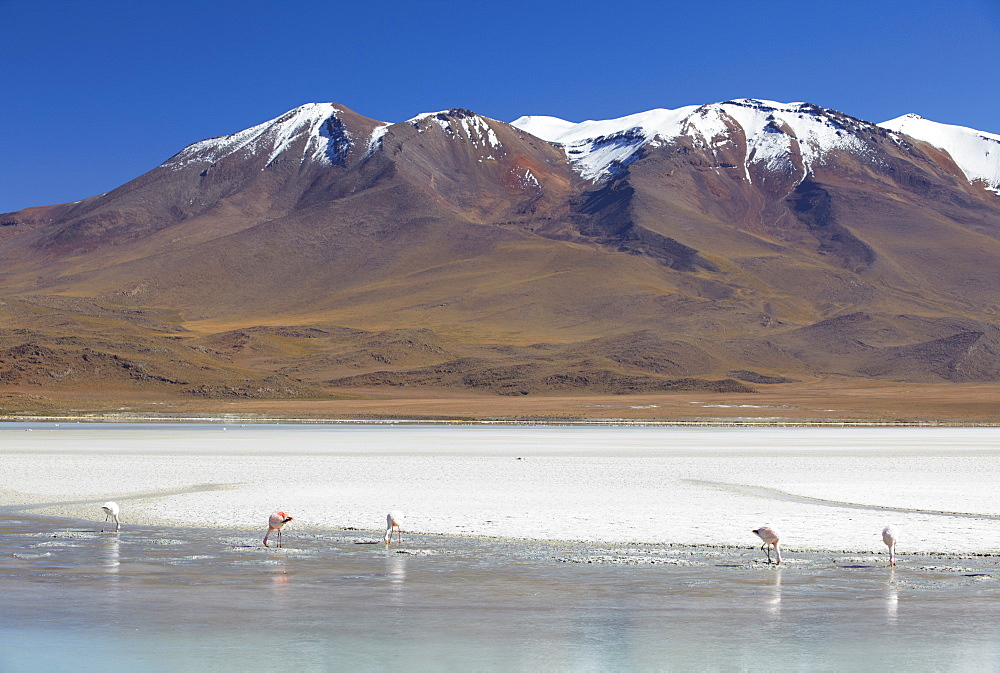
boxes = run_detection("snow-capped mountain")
[513,98,999,194]
[514,99,874,183]
[164,102,354,170]
[878,113,1000,193]
[2,98,1000,391]
[161,102,384,174]
[132,97,1000,199]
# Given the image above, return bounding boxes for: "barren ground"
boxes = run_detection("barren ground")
[3,378,999,424]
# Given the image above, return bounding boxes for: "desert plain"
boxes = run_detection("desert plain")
[3,378,1000,424]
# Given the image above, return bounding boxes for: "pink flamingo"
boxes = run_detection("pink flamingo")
[101,501,120,533]
[263,511,293,548]
[752,525,781,564]
[384,511,404,545]
[882,525,898,566]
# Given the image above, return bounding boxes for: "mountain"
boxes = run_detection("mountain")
[2,98,1000,402]
[513,100,1000,194]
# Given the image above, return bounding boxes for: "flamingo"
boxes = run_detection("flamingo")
[882,525,898,566]
[101,501,120,533]
[263,511,293,548]
[752,525,781,564]
[384,511,404,545]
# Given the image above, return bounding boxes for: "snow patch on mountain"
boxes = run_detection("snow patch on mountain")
[404,110,446,134]
[513,107,696,180]
[879,114,1000,194]
[405,109,504,159]
[513,99,872,184]
[164,103,351,170]
[365,123,391,158]
[683,100,872,185]
[516,168,541,190]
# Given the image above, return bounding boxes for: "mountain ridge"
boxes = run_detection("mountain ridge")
[2,98,1000,401]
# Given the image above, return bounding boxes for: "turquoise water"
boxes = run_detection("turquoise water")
[2,512,999,671]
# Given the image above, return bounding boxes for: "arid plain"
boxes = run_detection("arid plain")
[4,380,1000,424]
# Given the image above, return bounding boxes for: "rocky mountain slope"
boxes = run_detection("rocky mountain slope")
[2,98,999,398]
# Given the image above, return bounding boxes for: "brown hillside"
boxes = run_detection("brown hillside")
[2,102,1000,415]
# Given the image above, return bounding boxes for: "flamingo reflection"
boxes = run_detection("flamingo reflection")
[102,536,120,572]
[885,569,899,623]
[767,568,782,617]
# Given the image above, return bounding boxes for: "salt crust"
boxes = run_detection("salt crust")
[3,425,999,555]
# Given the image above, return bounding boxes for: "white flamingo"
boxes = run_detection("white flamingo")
[263,511,293,548]
[101,501,120,533]
[752,525,781,564]
[384,511,404,545]
[882,525,898,566]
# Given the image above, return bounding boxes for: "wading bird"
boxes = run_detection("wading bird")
[101,501,120,533]
[752,525,781,564]
[263,511,293,548]
[882,525,898,566]
[384,511,404,545]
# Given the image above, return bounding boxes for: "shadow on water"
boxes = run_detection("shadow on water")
[3,512,1000,671]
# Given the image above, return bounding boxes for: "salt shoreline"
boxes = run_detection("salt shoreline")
[6,508,1000,565]
[2,413,998,426]
[6,510,1000,565]
[3,422,1000,555]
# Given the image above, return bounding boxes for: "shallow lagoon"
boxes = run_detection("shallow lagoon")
[3,514,1000,671]
[2,423,1000,670]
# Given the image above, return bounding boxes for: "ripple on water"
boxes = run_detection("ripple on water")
[895,579,949,590]
[219,537,261,547]
[228,544,320,557]
[11,552,53,559]
[49,531,103,540]
[32,540,80,548]
[556,555,705,566]
[720,561,785,570]
[163,556,220,565]
[231,558,289,566]
[964,574,997,582]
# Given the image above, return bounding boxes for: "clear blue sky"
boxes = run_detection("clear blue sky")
[2,0,999,214]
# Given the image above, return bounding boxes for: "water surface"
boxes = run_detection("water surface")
[2,513,999,671]
[3,423,1000,670]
